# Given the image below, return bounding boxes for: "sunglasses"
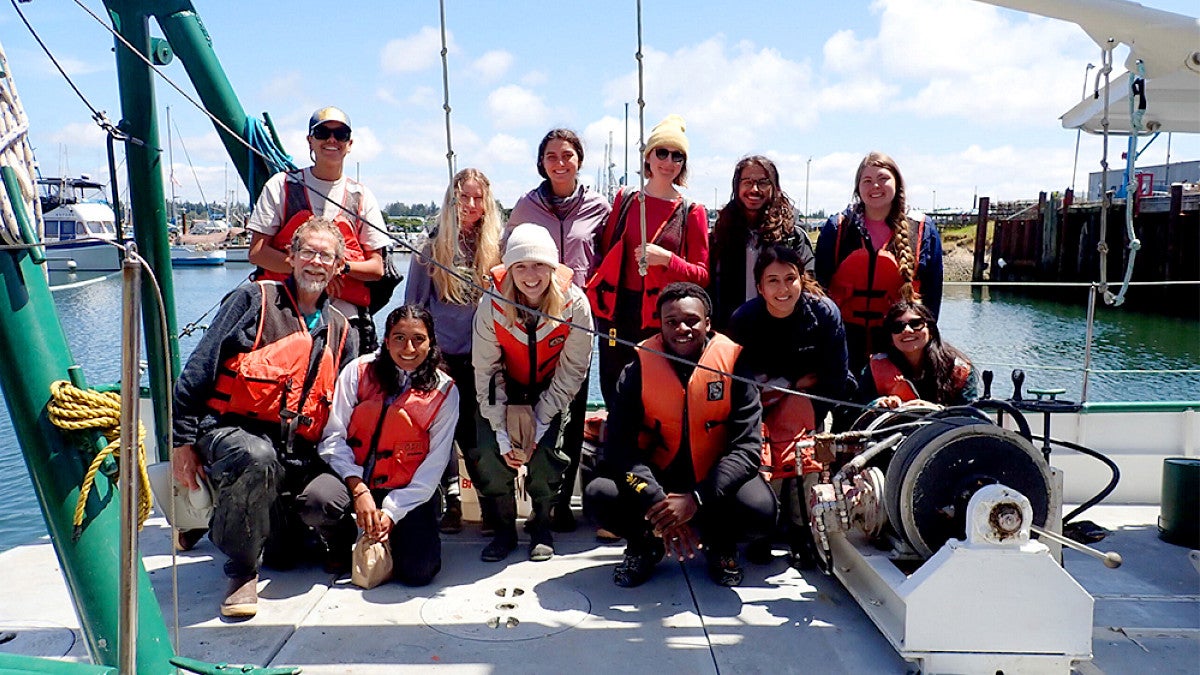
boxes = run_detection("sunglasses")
[310,125,351,142]
[653,147,686,163]
[889,318,928,334]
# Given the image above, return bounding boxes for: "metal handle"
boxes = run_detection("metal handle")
[1031,524,1122,568]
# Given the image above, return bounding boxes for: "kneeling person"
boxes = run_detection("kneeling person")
[172,217,359,618]
[585,282,777,587]
[319,305,458,586]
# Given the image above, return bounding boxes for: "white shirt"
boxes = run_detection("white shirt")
[318,353,459,524]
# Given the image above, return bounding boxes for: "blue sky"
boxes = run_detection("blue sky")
[3,0,1198,215]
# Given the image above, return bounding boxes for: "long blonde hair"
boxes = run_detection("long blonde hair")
[497,264,569,329]
[429,168,502,304]
[853,151,918,303]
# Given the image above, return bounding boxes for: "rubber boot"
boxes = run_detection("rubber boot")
[528,500,555,562]
[480,496,518,562]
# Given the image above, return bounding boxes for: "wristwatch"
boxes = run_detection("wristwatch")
[342,262,351,276]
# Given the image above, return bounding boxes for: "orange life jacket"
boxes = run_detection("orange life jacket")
[827,213,925,330]
[586,190,693,329]
[207,281,349,443]
[258,169,371,307]
[345,362,454,490]
[868,353,971,403]
[638,333,742,482]
[760,391,819,480]
[489,264,576,399]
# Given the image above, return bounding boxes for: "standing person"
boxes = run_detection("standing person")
[247,106,391,353]
[171,218,358,618]
[588,114,710,409]
[815,151,943,373]
[584,283,776,588]
[405,168,502,535]
[508,129,611,532]
[471,224,593,562]
[859,301,979,407]
[709,155,815,331]
[728,244,853,568]
[318,305,459,587]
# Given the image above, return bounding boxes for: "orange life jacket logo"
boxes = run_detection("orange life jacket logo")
[549,335,566,348]
[707,381,725,401]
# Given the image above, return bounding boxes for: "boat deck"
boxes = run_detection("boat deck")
[0,505,1196,674]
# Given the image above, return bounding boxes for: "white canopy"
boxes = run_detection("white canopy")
[976,0,1200,134]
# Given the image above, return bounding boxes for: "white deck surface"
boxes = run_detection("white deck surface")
[0,505,1196,674]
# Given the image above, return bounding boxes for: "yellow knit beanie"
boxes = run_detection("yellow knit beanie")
[645,114,689,157]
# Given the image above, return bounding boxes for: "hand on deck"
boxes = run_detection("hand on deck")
[647,492,698,538]
[171,444,202,490]
[661,524,700,561]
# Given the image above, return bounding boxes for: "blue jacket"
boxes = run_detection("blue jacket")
[815,207,943,318]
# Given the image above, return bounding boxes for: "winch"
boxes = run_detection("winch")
[806,401,1097,674]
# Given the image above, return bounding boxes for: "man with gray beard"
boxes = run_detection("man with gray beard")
[171,217,359,618]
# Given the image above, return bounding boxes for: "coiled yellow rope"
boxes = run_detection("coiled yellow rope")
[46,380,152,537]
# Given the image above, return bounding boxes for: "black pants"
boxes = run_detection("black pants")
[196,425,352,579]
[583,472,778,551]
[439,352,483,500]
[597,289,656,410]
[554,375,590,511]
[382,491,442,586]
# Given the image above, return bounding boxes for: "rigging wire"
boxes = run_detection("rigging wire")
[634,0,648,278]
[438,0,456,184]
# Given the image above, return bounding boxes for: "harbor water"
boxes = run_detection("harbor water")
[0,258,1196,551]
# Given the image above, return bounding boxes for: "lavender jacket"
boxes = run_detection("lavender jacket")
[506,182,611,288]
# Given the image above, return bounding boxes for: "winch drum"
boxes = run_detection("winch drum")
[880,414,1053,558]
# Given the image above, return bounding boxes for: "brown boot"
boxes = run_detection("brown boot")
[220,574,258,618]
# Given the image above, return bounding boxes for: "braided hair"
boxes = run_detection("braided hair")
[853,151,919,303]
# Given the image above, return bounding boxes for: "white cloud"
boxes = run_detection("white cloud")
[600,36,817,156]
[822,29,872,74]
[485,85,550,129]
[471,50,514,81]
[48,122,107,152]
[381,27,452,74]
[819,0,1094,126]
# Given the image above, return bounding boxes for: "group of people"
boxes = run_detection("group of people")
[171,107,980,619]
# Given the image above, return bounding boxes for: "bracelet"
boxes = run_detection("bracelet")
[352,487,369,498]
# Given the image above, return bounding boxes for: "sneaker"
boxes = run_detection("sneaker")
[549,504,577,533]
[529,529,554,562]
[480,533,518,562]
[706,548,744,587]
[439,501,463,534]
[220,574,258,618]
[613,541,664,588]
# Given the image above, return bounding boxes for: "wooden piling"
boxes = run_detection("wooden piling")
[972,197,990,282]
